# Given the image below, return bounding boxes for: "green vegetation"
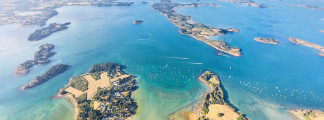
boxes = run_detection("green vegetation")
[14,43,56,76]
[28,22,71,41]
[21,64,70,90]
[238,114,248,120]
[90,72,101,80]
[218,113,224,117]
[70,76,88,92]
[152,1,242,56]
[89,62,125,75]
[63,62,138,120]
[198,71,248,120]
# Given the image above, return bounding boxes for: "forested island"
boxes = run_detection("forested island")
[169,71,248,120]
[28,22,71,41]
[254,38,280,44]
[289,38,324,57]
[58,62,138,120]
[153,0,242,56]
[14,44,56,76]
[132,20,144,24]
[21,64,70,90]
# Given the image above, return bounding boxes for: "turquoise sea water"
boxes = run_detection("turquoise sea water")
[0,0,324,120]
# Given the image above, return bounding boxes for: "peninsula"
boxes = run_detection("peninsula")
[0,0,134,27]
[28,22,71,41]
[169,71,248,120]
[289,38,324,57]
[58,62,138,120]
[218,0,267,8]
[289,109,324,120]
[132,20,144,25]
[152,0,242,56]
[254,38,280,44]
[21,64,70,90]
[14,43,56,76]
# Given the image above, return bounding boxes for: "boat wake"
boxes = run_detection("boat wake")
[167,57,189,60]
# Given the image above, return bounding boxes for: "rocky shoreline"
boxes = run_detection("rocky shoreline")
[289,38,324,57]
[28,22,71,41]
[289,109,324,120]
[21,64,70,90]
[152,0,242,56]
[132,20,144,25]
[169,71,248,120]
[14,43,56,76]
[254,37,280,44]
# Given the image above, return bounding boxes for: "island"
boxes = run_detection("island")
[0,0,134,27]
[169,71,248,120]
[289,109,324,120]
[57,62,138,120]
[132,20,144,25]
[152,0,242,56]
[288,4,324,10]
[20,64,70,90]
[14,43,56,76]
[28,22,71,41]
[289,38,324,57]
[218,0,267,8]
[254,37,280,44]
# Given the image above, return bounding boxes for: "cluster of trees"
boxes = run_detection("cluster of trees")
[70,76,88,92]
[89,62,121,74]
[19,43,56,70]
[21,64,70,89]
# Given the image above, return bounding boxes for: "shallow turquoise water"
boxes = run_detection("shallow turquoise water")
[0,0,323,120]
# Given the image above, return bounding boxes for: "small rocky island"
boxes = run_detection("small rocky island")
[153,0,242,56]
[58,62,138,120]
[289,109,324,120]
[14,43,56,76]
[254,37,280,44]
[132,20,144,24]
[28,22,71,41]
[21,64,70,90]
[169,71,248,120]
[289,38,324,57]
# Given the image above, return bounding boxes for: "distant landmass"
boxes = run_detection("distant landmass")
[21,64,70,90]
[57,62,138,120]
[14,43,56,76]
[28,22,71,41]
[0,0,134,27]
[288,4,324,10]
[254,38,280,44]
[289,38,324,57]
[169,71,248,120]
[153,0,242,56]
[218,0,267,8]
